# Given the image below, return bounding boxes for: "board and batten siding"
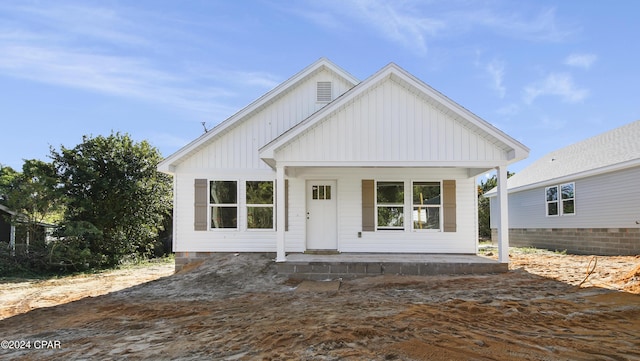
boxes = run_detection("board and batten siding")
[491,165,640,229]
[177,69,355,171]
[275,78,509,163]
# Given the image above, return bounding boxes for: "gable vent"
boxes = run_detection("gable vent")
[317,81,332,102]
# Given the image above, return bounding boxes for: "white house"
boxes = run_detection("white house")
[486,120,640,255]
[158,58,529,270]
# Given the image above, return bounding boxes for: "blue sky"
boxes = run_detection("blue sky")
[1,1,638,175]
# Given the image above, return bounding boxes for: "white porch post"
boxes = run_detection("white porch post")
[276,165,286,262]
[496,165,509,263]
[9,224,15,256]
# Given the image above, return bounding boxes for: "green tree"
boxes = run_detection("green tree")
[0,161,61,272]
[477,172,514,239]
[51,132,172,268]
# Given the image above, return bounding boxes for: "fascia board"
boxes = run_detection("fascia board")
[389,65,530,160]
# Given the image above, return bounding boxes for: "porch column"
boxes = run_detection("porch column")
[9,224,15,256]
[276,165,286,262]
[496,165,509,263]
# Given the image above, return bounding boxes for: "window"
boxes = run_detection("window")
[376,181,404,230]
[412,182,441,230]
[317,81,332,102]
[561,183,575,215]
[312,185,331,200]
[210,181,237,228]
[246,181,274,229]
[546,182,575,216]
[545,185,559,216]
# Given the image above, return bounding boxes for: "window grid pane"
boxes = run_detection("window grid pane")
[311,185,332,200]
[413,206,440,230]
[246,181,273,204]
[377,182,404,204]
[211,206,237,228]
[377,206,404,228]
[210,181,237,204]
[247,207,274,229]
[413,182,440,205]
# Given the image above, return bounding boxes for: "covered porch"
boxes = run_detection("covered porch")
[276,252,507,280]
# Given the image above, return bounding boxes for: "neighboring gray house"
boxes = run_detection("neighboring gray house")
[486,120,640,255]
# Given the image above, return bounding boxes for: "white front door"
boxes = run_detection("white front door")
[306,180,337,250]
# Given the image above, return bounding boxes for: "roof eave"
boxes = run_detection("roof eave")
[485,157,640,198]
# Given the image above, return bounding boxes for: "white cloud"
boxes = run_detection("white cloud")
[467,7,577,43]
[0,1,277,121]
[485,59,506,98]
[564,53,597,69]
[523,73,589,104]
[290,2,575,55]
[496,103,520,116]
[533,116,566,131]
[339,0,447,55]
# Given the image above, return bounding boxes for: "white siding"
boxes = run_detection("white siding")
[275,78,509,163]
[175,167,478,254]
[173,169,278,253]
[178,69,355,171]
[492,166,640,229]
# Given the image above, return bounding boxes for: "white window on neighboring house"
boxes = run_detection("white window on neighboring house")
[246,181,274,230]
[545,185,559,216]
[376,181,404,230]
[210,181,238,229]
[317,81,332,103]
[560,182,575,215]
[545,182,575,216]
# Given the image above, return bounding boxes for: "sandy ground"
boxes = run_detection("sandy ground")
[0,250,639,360]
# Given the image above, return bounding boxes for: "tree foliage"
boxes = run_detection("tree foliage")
[1,132,173,274]
[51,132,172,268]
[0,161,62,272]
[477,172,514,239]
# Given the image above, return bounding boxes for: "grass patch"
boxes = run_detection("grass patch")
[0,254,174,283]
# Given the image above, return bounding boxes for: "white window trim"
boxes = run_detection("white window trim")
[560,182,576,216]
[411,180,442,232]
[209,180,239,231]
[375,180,405,231]
[545,182,576,217]
[245,180,275,231]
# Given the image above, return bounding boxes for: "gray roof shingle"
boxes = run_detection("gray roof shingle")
[492,119,640,193]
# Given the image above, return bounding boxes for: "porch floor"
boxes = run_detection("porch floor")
[277,253,507,280]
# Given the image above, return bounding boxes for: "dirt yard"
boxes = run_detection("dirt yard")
[1,249,639,360]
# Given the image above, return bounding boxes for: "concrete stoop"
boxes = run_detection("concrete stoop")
[276,259,508,280]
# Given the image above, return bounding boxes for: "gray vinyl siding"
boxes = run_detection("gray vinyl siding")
[491,166,640,229]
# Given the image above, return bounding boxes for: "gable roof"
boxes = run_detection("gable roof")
[260,62,529,169]
[487,119,640,195]
[158,58,359,173]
